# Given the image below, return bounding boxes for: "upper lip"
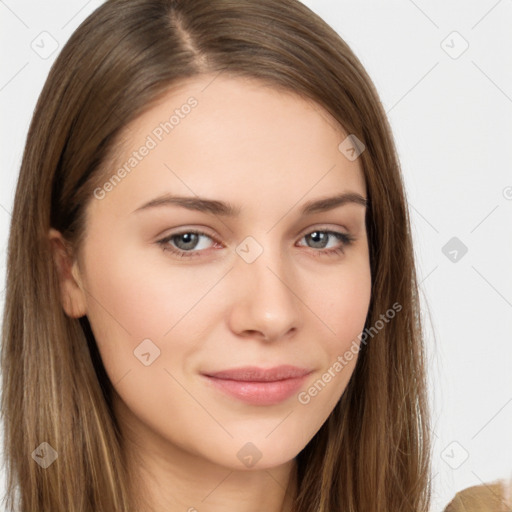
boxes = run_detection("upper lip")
[202,365,312,382]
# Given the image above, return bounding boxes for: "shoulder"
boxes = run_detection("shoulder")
[443,477,512,512]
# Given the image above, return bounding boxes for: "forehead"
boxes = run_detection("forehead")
[90,73,366,219]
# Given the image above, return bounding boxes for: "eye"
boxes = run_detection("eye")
[156,227,356,259]
[156,230,218,258]
[297,229,356,257]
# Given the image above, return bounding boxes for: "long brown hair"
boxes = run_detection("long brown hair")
[1,0,432,510]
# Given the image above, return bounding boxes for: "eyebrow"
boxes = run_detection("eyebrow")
[132,191,368,216]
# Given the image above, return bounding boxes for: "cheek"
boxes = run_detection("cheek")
[80,241,221,378]
[305,257,371,395]
[79,244,215,439]
[78,241,161,376]
[312,257,372,346]
[293,263,371,432]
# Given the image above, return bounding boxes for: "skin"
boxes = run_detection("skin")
[49,73,372,512]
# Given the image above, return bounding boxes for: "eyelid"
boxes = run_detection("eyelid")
[297,223,350,237]
[156,226,222,245]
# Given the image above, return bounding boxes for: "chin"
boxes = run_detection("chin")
[206,436,306,472]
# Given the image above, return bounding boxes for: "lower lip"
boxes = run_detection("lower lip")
[202,374,310,406]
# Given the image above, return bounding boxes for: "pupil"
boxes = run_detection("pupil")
[176,233,198,250]
[309,231,327,248]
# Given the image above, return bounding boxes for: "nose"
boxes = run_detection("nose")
[226,243,303,343]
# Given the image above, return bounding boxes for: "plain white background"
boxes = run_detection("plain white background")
[1,1,511,510]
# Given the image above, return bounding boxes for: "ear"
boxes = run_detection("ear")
[48,228,87,318]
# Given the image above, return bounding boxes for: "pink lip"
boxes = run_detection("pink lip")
[201,365,312,406]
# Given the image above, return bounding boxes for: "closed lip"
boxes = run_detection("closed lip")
[202,365,312,382]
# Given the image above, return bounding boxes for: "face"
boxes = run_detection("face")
[54,74,371,472]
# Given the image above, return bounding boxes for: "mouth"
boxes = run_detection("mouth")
[201,365,313,406]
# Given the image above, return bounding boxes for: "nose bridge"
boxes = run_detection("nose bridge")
[236,233,289,293]
[229,233,301,339]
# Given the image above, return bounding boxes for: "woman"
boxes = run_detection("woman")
[1,0,432,510]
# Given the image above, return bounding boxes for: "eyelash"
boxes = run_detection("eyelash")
[156,228,356,259]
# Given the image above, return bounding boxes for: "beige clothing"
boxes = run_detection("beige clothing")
[443,479,512,512]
